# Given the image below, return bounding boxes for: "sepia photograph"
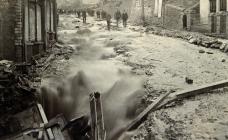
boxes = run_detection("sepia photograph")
[0,0,228,139]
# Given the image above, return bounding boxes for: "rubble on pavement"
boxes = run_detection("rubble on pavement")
[130,26,228,55]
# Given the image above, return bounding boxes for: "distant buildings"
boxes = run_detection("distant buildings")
[130,0,228,38]
[0,0,57,62]
[200,0,228,37]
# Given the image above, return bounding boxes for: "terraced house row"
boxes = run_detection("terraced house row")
[130,0,228,38]
[0,0,57,62]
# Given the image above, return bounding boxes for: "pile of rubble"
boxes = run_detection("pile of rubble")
[0,60,36,117]
[131,26,228,54]
[0,60,37,137]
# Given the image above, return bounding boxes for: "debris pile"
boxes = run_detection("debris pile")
[34,43,75,77]
[0,60,37,137]
[138,26,228,55]
[0,61,36,116]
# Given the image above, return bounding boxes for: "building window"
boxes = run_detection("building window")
[25,0,43,42]
[210,0,216,13]
[29,2,36,41]
[37,4,42,41]
[220,0,227,11]
[50,2,54,31]
[46,0,50,31]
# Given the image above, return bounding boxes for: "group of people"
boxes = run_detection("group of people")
[106,10,129,31]
[58,8,129,31]
[114,10,128,28]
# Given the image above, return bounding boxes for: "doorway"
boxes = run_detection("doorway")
[183,14,187,29]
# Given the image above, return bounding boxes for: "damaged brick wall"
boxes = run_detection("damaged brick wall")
[0,0,18,61]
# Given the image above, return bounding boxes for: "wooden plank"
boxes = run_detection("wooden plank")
[127,79,228,131]
[37,104,55,140]
[126,91,172,131]
[158,79,228,109]
[94,92,106,140]
[90,94,97,140]
[173,79,228,99]
[90,92,106,140]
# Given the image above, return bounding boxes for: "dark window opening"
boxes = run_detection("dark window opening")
[220,0,227,11]
[211,16,217,33]
[183,15,187,29]
[210,0,216,13]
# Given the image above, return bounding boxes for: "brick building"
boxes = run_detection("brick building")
[200,0,228,37]
[163,0,199,30]
[130,0,199,29]
[0,0,57,62]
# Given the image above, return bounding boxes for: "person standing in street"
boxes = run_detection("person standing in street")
[114,10,121,27]
[106,13,112,31]
[122,10,128,28]
[82,10,87,23]
[96,10,100,18]
[77,10,81,18]
[101,10,106,19]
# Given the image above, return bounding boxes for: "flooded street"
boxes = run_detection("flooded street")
[40,14,228,140]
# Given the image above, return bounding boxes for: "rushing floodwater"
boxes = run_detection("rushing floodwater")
[39,15,145,139]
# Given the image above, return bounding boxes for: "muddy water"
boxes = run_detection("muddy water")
[40,18,145,139]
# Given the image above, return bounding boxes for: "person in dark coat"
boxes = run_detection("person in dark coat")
[106,13,112,31]
[77,10,81,18]
[114,10,121,27]
[101,10,106,19]
[96,10,100,18]
[82,10,87,23]
[122,10,128,28]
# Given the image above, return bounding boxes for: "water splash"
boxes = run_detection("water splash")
[40,62,144,139]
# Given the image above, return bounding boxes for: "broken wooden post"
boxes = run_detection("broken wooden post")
[37,104,55,140]
[126,91,172,131]
[90,92,106,140]
[126,79,228,131]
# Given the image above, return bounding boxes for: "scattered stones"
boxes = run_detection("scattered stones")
[206,52,214,54]
[210,42,222,49]
[143,26,228,55]
[220,43,227,50]
[189,38,198,44]
[224,45,228,53]
[185,77,193,84]
[199,50,205,53]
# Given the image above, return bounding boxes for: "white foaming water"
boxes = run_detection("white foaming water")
[40,22,145,139]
